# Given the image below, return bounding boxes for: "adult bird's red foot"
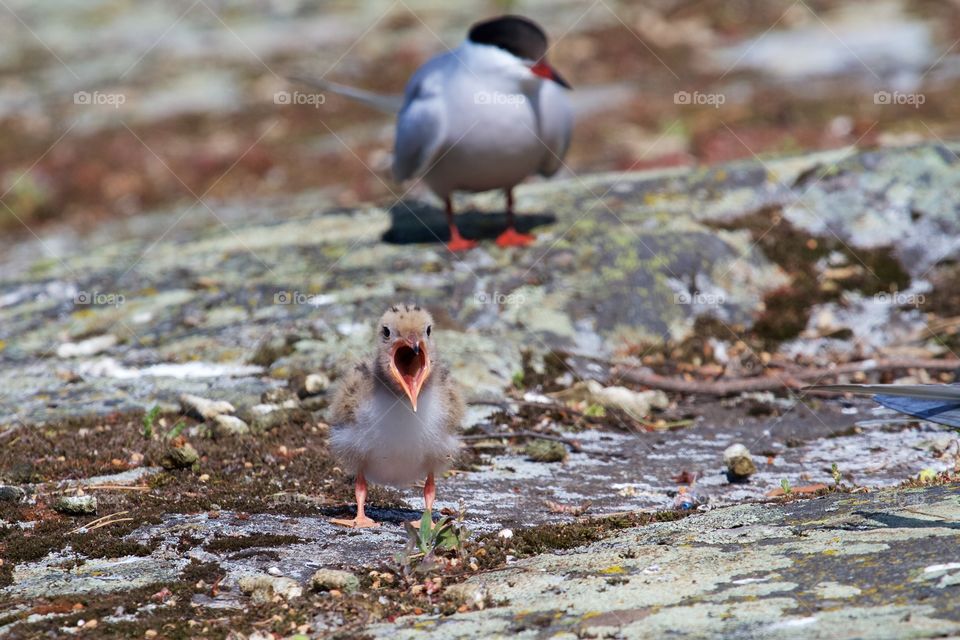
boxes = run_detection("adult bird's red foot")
[328,305,464,528]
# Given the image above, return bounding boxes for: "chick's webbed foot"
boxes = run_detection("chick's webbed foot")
[331,515,380,529]
[409,518,432,529]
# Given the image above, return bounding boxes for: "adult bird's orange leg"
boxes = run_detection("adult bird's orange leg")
[331,472,379,528]
[496,188,535,247]
[444,196,477,252]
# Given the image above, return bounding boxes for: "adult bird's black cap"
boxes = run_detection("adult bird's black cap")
[468,15,571,89]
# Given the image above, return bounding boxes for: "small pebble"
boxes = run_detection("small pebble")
[211,414,250,438]
[525,439,567,463]
[444,582,485,605]
[239,574,303,603]
[723,443,757,482]
[303,373,330,395]
[267,566,283,577]
[179,393,235,420]
[54,495,97,515]
[673,489,708,510]
[497,528,513,539]
[0,485,26,503]
[310,568,360,594]
[161,441,199,469]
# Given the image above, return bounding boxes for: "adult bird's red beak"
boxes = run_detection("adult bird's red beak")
[531,60,571,89]
[389,338,431,411]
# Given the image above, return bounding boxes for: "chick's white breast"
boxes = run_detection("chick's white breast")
[330,380,459,487]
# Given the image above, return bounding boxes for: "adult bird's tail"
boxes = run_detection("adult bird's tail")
[808,384,960,429]
[287,75,403,114]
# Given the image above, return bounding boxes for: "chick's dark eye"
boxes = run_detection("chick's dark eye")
[381,326,390,339]
[426,325,432,336]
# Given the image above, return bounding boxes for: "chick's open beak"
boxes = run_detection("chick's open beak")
[389,339,431,411]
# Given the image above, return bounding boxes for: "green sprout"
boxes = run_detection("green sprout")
[397,509,468,573]
[142,405,161,439]
[781,478,792,495]
[166,420,187,441]
[583,403,606,418]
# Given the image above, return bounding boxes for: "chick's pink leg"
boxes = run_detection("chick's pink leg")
[411,472,437,529]
[424,472,436,513]
[331,472,379,528]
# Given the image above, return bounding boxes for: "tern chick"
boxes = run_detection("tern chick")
[329,304,464,528]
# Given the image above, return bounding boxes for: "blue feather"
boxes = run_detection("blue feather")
[873,395,960,429]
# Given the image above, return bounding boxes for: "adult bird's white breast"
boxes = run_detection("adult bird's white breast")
[393,40,573,197]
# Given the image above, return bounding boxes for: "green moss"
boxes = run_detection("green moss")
[478,510,690,563]
[525,440,568,463]
[205,533,305,553]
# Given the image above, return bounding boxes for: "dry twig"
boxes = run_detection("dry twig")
[614,359,960,397]
[67,510,131,535]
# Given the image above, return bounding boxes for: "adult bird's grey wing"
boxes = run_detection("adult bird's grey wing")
[810,383,960,429]
[535,80,573,177]
[392,60,449,182]
[287,75,403,114]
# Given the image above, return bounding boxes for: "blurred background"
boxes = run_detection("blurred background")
[2,0,959,254]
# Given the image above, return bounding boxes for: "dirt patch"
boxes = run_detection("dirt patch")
[0,559,225,639]
[708,206,910,344]
[0,408,405,595]
[204,533,306,554]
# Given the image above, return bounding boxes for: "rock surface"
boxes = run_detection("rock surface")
[370,485,960,640]
[2,143,958,427]
[2,145,960,638]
